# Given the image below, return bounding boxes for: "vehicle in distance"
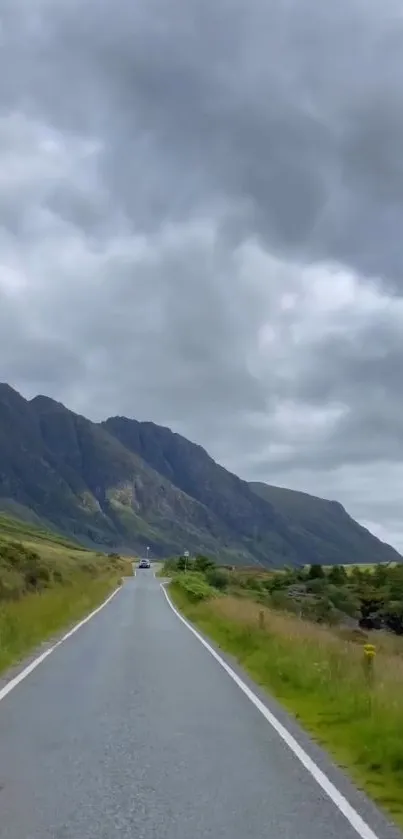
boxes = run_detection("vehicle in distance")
[138,558,151,569]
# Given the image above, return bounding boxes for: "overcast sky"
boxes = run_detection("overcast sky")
[1,1,403,549]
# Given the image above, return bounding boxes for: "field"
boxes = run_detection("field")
[163,556,403,828]
[0,513,134,674]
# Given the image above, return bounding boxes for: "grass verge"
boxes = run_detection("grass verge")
[0,572,122,674]
[169,583,403,828]
[0,513,134,676]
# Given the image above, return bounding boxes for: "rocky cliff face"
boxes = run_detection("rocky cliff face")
[0,384,400,567]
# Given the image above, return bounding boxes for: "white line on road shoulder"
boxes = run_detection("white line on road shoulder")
[161,583,380,839]
[0,585,122,705]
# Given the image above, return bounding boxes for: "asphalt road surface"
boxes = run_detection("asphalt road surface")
[0,570,401,839]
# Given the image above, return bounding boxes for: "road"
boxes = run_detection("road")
[0,571,400,839]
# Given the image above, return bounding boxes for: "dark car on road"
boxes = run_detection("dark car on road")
[138,558,151,569]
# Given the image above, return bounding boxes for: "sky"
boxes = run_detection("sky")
[1,1,403,550]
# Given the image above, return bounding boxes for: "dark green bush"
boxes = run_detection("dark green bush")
[328,565,347,585]
[205,568,229,591]
[193,555,216,573]
[173,572,215,602]
[326,584,360,618]
[0,568,24,600]
[306,577,327,594]
[308,563,325,579]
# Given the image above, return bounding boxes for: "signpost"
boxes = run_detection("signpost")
[184,550,190,572]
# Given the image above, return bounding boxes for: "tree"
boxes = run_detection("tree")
[372,564,390,588]
[328,565,347,585]
[381,601,403,635]
[308,563,324,580]
[388,565,403,600]
[194,555,215,573]
[205,568,229,590]
[177,555,196,571]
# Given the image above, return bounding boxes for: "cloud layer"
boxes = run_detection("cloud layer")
[1,0,403,547]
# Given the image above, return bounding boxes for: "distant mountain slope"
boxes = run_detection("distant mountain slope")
[0,384,400,566]
[0,385,237,559]
[103,415,401,566]
[249,482,400,566]
[102,417,292,564]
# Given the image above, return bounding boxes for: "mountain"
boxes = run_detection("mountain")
[249,482,399,567]
[103,415,401,567]
[0,383,400,566]
[0,385,235,558]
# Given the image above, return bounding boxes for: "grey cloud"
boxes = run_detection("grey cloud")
[4,0,403,267]
[1,0,403,548]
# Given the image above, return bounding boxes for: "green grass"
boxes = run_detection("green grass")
[171,571,216,601]
[170,584,403,828]
[0,512,82,550]
[0,513,134,675]
[0,574,121,673]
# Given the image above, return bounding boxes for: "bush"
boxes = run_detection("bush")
[300,596,339,625]
[173,572,215,602]
[381,601,403,635]
[328,565,347,585]
[308,563,325,579]
[270,589,299,613]
[162,557,181,574]
[0,542,52,594]
[263,574,287,593]
[306,577,327,595]
[193,555,216,573]
[177,556,195,571]
[326,584,360,618]
[0,568,24,600]
[205,568,229,591]
[24,562,51,590]
[241,576,264,592]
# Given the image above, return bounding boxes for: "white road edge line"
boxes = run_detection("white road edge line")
[161,583,380,839]
[0,585,122,704]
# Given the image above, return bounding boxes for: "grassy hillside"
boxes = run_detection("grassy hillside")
[0,512,83,550]
[0,513,133,675]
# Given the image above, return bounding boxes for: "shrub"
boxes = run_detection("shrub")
[193,555,216,573]
[205,568,229,591]
[177,556,194,571]
[241,576,264,592]
[173,572,215,602]
[270,589,299,613]
[306,577,327,595]
[381,601,403,635]
[308,563,325,579]
[162,557,181,574]
[300,596,339,625]
[326,585,360,618]
[328,565,347,585]
[0,568,24,600]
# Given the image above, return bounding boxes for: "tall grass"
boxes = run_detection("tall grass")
[0,573,122,674]
[0,515,134,675]
[171,587,403,827]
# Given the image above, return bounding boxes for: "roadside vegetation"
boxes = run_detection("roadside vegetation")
[162,555,403,827]
[0,514,133,674]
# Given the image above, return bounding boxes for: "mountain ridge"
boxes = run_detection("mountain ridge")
[0,384,400,567]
